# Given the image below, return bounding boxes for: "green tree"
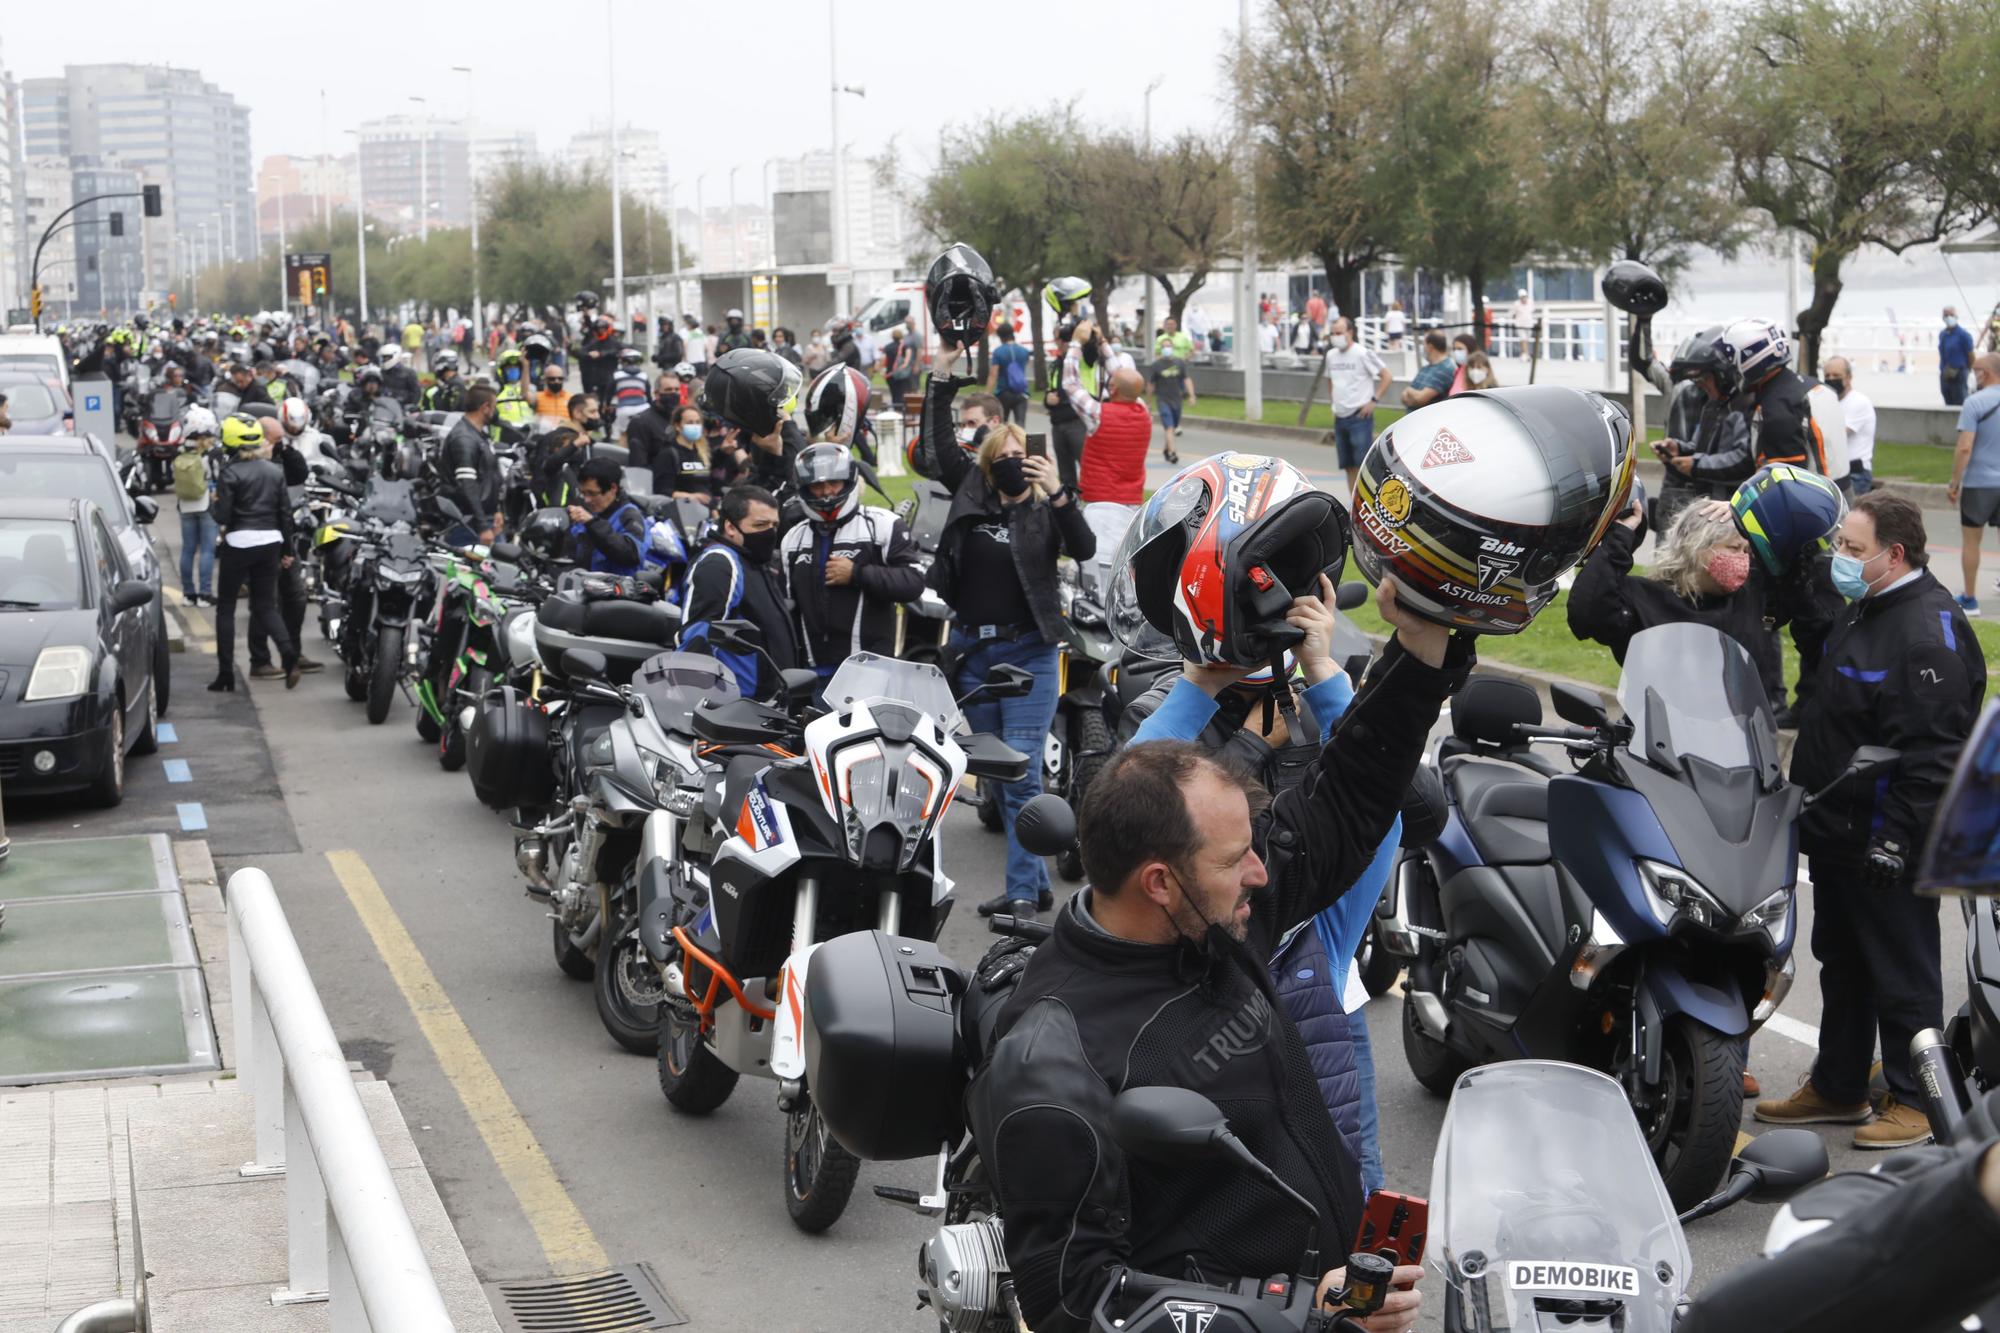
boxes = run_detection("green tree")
[1721,0,1981,371]
[1086,132,1237,331]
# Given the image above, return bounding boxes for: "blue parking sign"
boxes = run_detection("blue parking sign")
[85,395,101,410]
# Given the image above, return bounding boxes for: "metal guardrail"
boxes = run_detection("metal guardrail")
[225,867,454,1332]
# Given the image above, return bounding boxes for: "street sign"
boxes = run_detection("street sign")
[284,252,332,308]
[73,376,114,443]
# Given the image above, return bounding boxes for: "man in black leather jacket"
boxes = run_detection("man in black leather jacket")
[444,387,504,542]
[970,588,1470,1333]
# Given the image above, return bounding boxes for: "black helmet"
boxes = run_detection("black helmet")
[805,364,872,442]
[520,507,570,558]
[1601,260,1669,317]
[794,443,861,524]
[1667,326,1738,393]
[1350,386,1635,635]
[574,290,599,309]
[700,348,802,438]
[355,365,383,387]
[926,244,999,348]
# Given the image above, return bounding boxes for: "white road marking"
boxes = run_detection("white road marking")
[1762,1012,1822,1049]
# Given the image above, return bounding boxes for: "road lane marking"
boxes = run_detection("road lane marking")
[1734,1130,1753,1155]
[326,849,609,1275]
[162,759,191,783]
[1762,1013,1821,1049]
[155,722,177,744]
[175,802,207,831]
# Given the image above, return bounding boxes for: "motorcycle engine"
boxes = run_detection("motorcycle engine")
[919,1217,1013,1333]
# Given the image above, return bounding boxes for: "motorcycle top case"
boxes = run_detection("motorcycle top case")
[465,683,554,810]
[803,930,965,1162]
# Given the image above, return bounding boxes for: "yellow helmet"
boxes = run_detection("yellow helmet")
[220,413,264,452]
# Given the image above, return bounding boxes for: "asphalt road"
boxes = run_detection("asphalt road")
[41,423,1970,1332]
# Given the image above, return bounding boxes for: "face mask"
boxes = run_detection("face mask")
[1705,548,1751,592]
[990,455,1031,497]
[1825,377,1845,394]
[679,422,703,442]
[1451,347,1470,366]
[738,526,778,564]
[1329,334,1349,351]
[504,367,520,382]
[1468,367,1489,385]
[655,395,679,413]
[955,426,977,445]
[1946,315,1960,328]
[1830,549,1885,600]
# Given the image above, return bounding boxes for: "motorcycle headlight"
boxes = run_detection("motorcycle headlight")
[377,565,423,586]
[1739,886,1793,947]
[24,645,92,701]
[1636,859,1726,931]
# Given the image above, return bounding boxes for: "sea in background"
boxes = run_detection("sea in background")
[1663,238,2000,331]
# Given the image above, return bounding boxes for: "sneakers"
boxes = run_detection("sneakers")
[1853,1095,1932,1150]
[249,663,286,680]
[295,656,326,674]
[1752,1075,1871,1125]
[1956,594,1982,617]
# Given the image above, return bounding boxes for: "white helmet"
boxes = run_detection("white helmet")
[280,397,311,435]
[378,345,401,368]
[1716,317,1791,384]
[182,406,218,439]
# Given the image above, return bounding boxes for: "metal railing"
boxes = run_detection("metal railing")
[225,867,454,1332]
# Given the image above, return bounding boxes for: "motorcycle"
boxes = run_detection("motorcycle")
[414,520,525,768]
[334,482,438,725]
[1038,561,1118,880]
[1386,621,1896,1210]
[136,389,186,492]
[636,638,1033,1232]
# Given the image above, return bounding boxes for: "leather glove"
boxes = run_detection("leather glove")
[1865,838,1908,892]
[974,936,1036,993]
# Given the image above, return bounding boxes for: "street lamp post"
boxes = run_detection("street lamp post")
[453,65,483,365]
[763,158,778,269]
[728,166,740,272]
[607,0,625,328]
[827,0,866,315]
[409,96,429,244]
[1237,0,1262,420]
[345,129,369,323]
[1142,74,1165,347]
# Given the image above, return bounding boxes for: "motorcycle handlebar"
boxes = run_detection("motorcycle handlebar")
[988,912,1053,942]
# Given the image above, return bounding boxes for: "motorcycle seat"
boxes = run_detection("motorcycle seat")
[1446,759,1551,865]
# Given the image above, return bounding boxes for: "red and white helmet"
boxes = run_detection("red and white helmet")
[806,364,872,443]
[279,397,311,435]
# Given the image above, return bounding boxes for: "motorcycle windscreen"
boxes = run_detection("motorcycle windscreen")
[821,652,962,732]
[1616,622,1778,778]
[1431,1061,1689,1333]
[1917,699,2000,897]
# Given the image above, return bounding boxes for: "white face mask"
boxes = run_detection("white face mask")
[1468,367,1489,385]
[1946,315,1960,328]
[1451,347,1470,366]
[1329,334,1350,351]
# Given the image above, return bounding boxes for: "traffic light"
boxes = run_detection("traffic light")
[141,185,162,217]
[30,286,42,321]
[108,211,123,238]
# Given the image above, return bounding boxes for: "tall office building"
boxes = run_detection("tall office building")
[20,161,79,315]
[471,128,537,185]
[68,156,146,314]
[357,115,470,232]
[0,41,23,318]
[19,64,254,298]
[563,122,668,212]
[770,151,912,271]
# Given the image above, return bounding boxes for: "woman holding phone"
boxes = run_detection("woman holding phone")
[921,348,1097,917]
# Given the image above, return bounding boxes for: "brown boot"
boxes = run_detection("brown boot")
[1742,1069,1761,1098]
[1853,1095,1932,1150]
[1753,1075,1870,1125]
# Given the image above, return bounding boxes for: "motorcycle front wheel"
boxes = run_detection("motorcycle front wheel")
[784,1097,860,1233]
[657,1003,738,1114]
[1639,1016,1744,1213]
[593,919,661,1055]
[551,917,594,981]
[365,624,402,724]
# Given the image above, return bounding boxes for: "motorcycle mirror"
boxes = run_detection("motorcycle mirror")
[1731,1128,1829,1201]
[561,648,609,681]
[129,495,158,525]
[489,541,523,563]
[965,663,1035,702]
[780,668,821,710]
[1013,793,1078,858]
[1335,580,1369,612]
[1847,746,1901,780]
[1110,1085,1234,1163]
[434,495,468,522]
[708,618,764,655]
[1551,682,1611,729]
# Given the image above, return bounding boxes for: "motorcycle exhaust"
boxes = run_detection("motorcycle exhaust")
[515,836,553,892]
[1911,1028,1970,1143]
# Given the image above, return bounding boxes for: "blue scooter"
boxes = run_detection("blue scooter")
[1383,621,1896,1210]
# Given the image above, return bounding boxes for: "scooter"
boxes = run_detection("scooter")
[1388,622,1896,1210]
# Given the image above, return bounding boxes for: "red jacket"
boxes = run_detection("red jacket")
[1079,399,1151,505]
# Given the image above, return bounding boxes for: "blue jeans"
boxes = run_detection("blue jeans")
[179,510,217,597]
[953,631,1060,904]
[1334,411,1374,470]
[1849,461,1873,496]
[1349,1004,1386,1195]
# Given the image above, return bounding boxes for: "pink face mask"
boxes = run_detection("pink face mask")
[1705,548,1751,593]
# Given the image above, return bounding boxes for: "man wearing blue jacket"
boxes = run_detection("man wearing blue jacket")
[1128,573,1397,1195]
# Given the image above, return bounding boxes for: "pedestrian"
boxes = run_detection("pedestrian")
[247,417,321,680]
[1258,313,1281,356]
[657,404,716,502]
[1305,289,1328,347]
[1510,288,1535,357]
[578,316,623,400]
[920,361,1096,916]
[802,328,830,374]
[1383,299,1408,350]
[682,314,708,376]
[1079,368,1153,591]
[401,317,424,365]
[1948,353,2000,616]
[780,443,925,683]
[172,407,221,607]
[773,326,803,369]
[1185,303,1212,353]
[1465,348,1498,391]
[886,323,920,404]
[1757,491,1986,1148]
[1050,319,1109,492]
[1447,333,1478,395]
[987,321,1032,427]
[1148,335,1196,465]
[1400,330,1455,410]
[564,457,649,576]
[1942,306,1976,407]
[443,387,505,543]
[651,316,686,373]
[1821,356,1875,496]
[532,363,569,422]
[622,373,681,477]
[717,309,753,355]
[608,348,650,438]
[208,413,300,692]
[678,484,799,699]
[1323,316,1390,497]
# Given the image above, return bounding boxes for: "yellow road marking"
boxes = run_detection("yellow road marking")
[1734,1130,1754,1155]
[326,849,608,1274]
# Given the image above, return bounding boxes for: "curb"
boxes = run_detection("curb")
[173,836,233,1070]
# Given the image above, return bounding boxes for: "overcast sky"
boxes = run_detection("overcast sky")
[4,0,1244,196]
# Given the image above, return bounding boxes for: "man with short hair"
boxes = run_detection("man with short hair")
[1948,353,2000,616]
[623,372,682,474]
[1821,356,1875,496]
[1324,316,1390,497]
[1759,491,1986,1148]
[886,323,920,404]
[1942,306,1976,407]
[564,457,648,576]
[444,386,504,543]
[972,582,1463,1333]
[1147,334,1196,464]
[1400,329,1454,410]
[679,485,799,699]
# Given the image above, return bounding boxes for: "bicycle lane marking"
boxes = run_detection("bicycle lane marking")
[325,848,609,1275]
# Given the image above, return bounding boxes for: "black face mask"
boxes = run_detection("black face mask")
[738,526,779,564]
[1825,377,1845,393]
[654,396,678,413]
[990,455,1030,497]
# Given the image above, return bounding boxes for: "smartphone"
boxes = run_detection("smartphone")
[1354,1190,1428,1267]
[1025,432,1049,459]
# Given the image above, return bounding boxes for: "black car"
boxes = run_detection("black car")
[0,497,161,805]
[0,437,169,714]
[0,372,74,434]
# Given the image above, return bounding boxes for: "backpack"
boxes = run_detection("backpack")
[172,448,209,503]
[999,347,1028,395]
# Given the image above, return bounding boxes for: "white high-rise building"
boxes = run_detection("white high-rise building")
[770,150,913,271]
[471,128,537,184]
[0,40,21,317]
[21,161,79,314]
[357,114,471,232]
[564,121,669,212]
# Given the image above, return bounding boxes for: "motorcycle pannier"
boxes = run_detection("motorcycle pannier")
[804,930,965,1161]
[465,683,554,809]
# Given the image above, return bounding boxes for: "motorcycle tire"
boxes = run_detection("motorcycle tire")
[438,666,489,772]
[784,1097,861,1234]
[657,1003,738,1114]
[1645,1017,1745,1213]
[343,662,368,702]
[1401,985,1471,1096]
[976,778,1004,833]
[365,625,403,725]
[1356,920,1404,999]
[551,917,594,981]
[416,708,442,745]
[1055,709,1112,881]
[593,921,661,1056]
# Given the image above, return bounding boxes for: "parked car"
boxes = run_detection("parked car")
[0,373,74,434]
[0,497,160,805]
[0,333,71,393]
[0,437,168,714]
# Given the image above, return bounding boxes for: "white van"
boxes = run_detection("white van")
[0,334,71,392]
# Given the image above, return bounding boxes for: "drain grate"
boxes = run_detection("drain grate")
[490,1263,687,1332]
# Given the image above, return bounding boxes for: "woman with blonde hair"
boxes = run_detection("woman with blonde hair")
[1568,499,1771,669]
